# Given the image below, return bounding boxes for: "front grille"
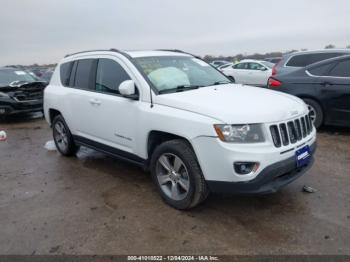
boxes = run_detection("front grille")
[13,91,43,101]
[270,114,313,147]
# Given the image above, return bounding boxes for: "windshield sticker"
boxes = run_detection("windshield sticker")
[15,71,27,75]
[192,58,209,67]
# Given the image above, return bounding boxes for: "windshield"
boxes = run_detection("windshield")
[261,61,274,69]
[0,69,37,86]
[134,56,231,94]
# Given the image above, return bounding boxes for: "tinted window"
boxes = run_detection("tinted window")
[308,63,335,76]
[248,63,265,70]
[329,60,350,77]
[233,63,248,69]
[286,53,346,67]
[60,62,73,86]
[95,59,131,95]
[74,59,95,90]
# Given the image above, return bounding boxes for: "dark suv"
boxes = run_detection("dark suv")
[0,67,47,117]
[273,49,350,76]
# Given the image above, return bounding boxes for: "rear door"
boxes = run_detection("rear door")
[228,62,249,83]
[247,62,270,86]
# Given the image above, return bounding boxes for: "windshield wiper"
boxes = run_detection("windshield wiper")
[159,85,201,94]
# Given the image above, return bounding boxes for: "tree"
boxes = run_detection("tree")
[325,44,335,49]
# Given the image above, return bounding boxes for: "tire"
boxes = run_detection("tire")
[150,139,209,210]
[302,98,323,129]
[228,76,235,83]
[52,115,79,156]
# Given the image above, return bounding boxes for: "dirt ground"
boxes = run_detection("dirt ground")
[0,114,349,255]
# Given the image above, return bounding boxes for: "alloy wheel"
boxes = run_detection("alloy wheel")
[155,153,190,201]
[307,104,317,124]
[54,122,69,152]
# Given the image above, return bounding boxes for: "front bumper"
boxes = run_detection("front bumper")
[0,99,43,115]
[207,142,316,194]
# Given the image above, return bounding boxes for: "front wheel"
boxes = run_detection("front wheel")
[303,98,323,129]
[150,139,209,210]
[228,76,235,83]
[52,115,79,156]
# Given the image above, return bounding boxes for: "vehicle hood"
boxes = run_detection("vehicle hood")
[154,84,307,124]
[0,81,47,92]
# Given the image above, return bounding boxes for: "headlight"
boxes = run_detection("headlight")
[0,92,9,98]
[214,124,265,143]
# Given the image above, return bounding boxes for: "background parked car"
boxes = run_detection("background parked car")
[263,57,282,64]
[0,67,46,117]
[221,59,274,86]
[210,60,231,68]
[40,68,55,82]
[268,55,350,128]
[273,49,350,76]
[217,62,233,71]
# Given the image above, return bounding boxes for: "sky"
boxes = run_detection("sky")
[1,0,350,65]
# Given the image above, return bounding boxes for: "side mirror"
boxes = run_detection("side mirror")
[119,80,139,100]
[261,67,268,71]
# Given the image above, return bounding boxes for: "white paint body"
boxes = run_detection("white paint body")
[44,50,316,183]
[221,59,273,86]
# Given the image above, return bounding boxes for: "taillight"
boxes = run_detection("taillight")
[268,78,281,88]
[272,65,277,75]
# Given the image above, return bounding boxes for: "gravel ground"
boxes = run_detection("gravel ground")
[0,114,349,255]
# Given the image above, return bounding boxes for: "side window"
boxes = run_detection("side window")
[233,63,248,69]
[307,63,335,76]
[286,53,347,67]
[248,63,265,70]
[328,60,350,77]
[95,59,131,95]
[60,62,73,87]
[74,59,95,90]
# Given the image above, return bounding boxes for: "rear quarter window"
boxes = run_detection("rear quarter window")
[60,62,73,86]
[286,53,347,67]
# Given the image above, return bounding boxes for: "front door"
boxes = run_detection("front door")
[319,59,350,126]
[68,56,140,154]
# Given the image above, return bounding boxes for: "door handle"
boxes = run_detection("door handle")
[322,82,333,87]
[89,98,101,105]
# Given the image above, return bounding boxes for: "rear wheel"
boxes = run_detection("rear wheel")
[303,98,323,129]
[52,115,79,156]
[150,139,209,210]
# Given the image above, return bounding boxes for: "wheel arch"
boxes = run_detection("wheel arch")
[297,95,326,117]
[48,108,62,126]
[147,130,195,162]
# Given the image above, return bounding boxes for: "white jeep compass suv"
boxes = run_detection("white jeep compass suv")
[44,49,316,210]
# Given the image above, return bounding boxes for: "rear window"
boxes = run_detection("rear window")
[233,63,248,69]
[73,59,95,90]
[60,62,73,87]
[286,53,347,67]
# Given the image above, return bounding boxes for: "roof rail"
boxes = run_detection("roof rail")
[64,48,130,58]
[155,49,201,58]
